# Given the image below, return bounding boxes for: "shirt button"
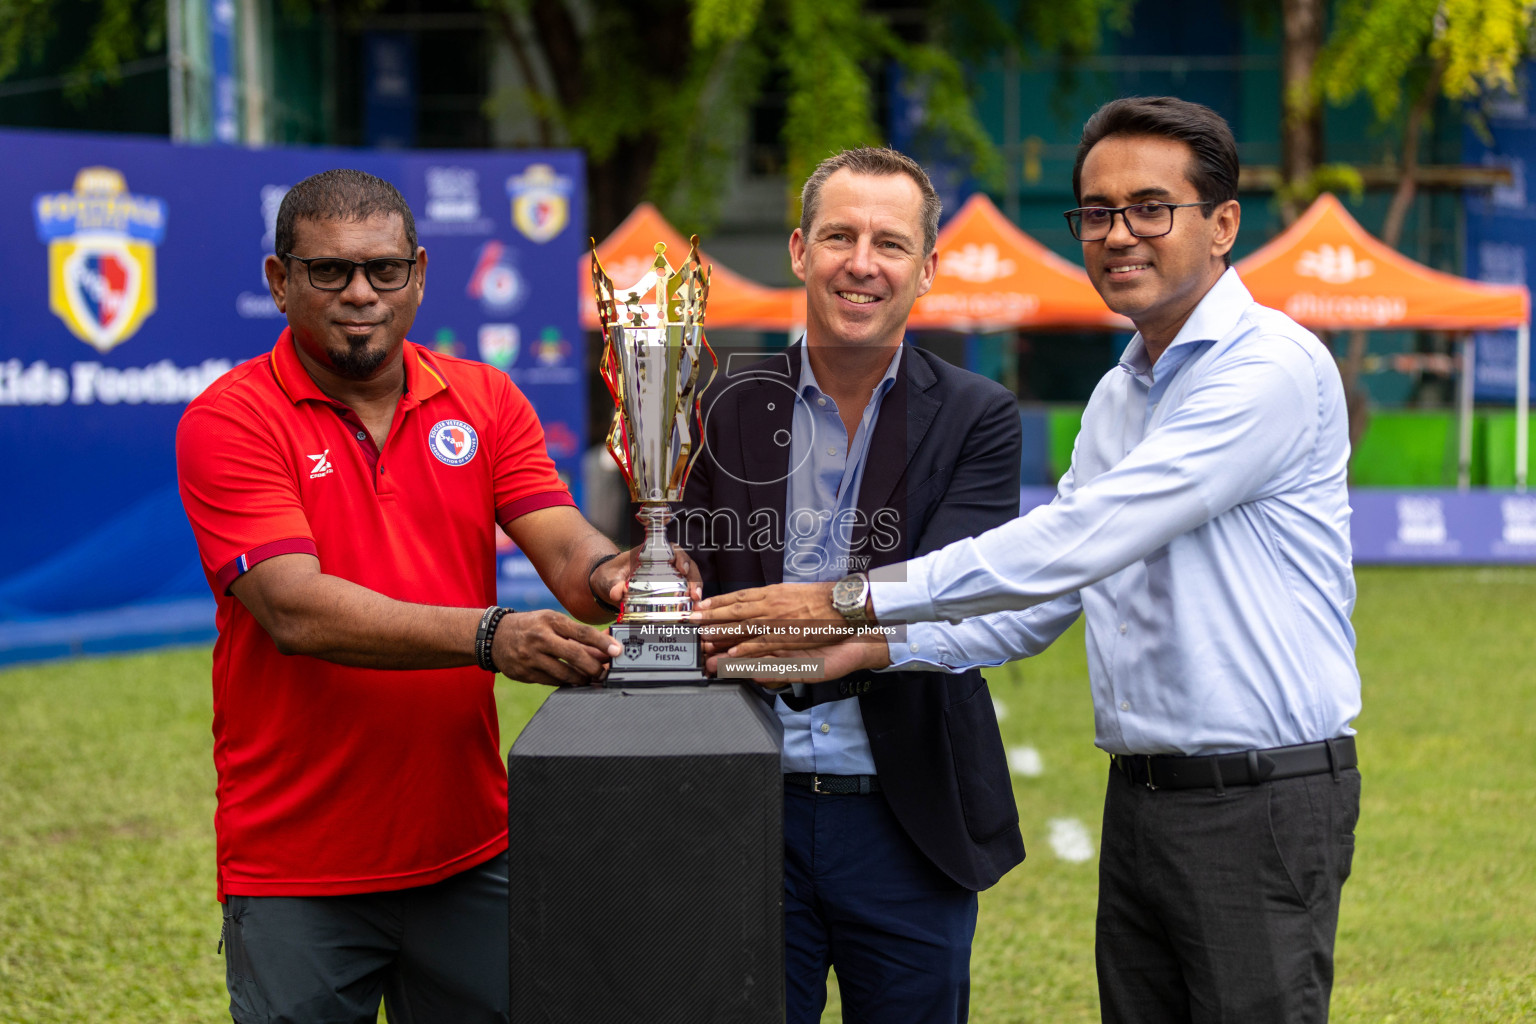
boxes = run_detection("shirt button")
[827,447,836,456]
[1120,701,1130,711]
[819,722,831,734]
[1118,622,1128,634]
[910,643,920,653]
[356,430,366,440]
[817,397,826,406]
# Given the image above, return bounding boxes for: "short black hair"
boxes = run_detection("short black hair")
[800,147,942,256]
[275,168,417,258]
[1072,96,1239,209]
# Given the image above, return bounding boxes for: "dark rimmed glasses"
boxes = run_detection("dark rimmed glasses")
[284,253,418,291]
[1063,202,1212,241]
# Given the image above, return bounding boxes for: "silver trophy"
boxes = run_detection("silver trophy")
[591,237,716,682]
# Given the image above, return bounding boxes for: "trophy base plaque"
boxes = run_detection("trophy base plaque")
[607,621,706,685]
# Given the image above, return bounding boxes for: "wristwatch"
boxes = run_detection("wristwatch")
[830,572,872,626]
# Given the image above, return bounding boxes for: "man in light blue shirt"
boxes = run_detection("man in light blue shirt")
[698,98,1361,1024]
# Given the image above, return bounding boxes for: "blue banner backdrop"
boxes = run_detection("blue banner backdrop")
[1463,68,1536,402]
[0,128,585,642]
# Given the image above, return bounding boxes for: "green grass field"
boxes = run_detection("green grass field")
[2,566,1534,1022]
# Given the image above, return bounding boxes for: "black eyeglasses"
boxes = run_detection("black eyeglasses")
[284,253,418,291]
[1063,202,1212,241]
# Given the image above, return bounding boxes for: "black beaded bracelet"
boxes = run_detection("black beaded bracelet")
[475,605,510,672]
[588,552,623,615]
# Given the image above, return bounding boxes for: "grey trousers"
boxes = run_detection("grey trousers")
[1095,765,1361,1024]
[222,851,509,1024]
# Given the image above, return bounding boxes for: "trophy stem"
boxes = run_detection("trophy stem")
[618,503,692,623]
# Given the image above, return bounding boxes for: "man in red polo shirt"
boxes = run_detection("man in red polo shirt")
[176,169,654,1024]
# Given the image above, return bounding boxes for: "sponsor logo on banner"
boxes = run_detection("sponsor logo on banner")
[431,327,464,358]
[429,419,479,466]
[1385,494,1460,556]
[236,184,289,319]
[420,166,492,236]
[1395,496,1447,544]
[506,164,571,243]
[1295,244,1375,284]
[544,420,579,459]
[1501,496,1536,545]
[34,167,167,352]
[511,326,578,385]
[536,329,571,366]
[466,240,526,313]
[939,243,1017,283]
[478,324,519,369]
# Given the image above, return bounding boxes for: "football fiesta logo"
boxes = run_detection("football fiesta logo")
[429,419,479,466]
[506,164,571,244]
[34,167,167,353]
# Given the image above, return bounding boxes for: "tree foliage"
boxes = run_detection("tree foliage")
[0,0,165,101]
[1315,0,1534,121]
[487,0,1131,234]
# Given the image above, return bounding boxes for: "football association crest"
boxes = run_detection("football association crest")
[429,419,479,466]
[506,164,571,244]
[34,166,167,353]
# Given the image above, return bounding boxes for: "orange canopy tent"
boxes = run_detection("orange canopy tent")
[579,202,799,331]
[910,193,1130,331]
[1235,193,1530,490]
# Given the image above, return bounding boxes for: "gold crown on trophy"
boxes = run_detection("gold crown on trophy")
[589,236,716,505]
[589,236,711,332]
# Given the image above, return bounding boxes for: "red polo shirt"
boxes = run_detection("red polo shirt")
[176,329,573,899]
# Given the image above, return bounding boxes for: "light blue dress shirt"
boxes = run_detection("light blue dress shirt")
[877,270,1361,756]
[777,341,902,775]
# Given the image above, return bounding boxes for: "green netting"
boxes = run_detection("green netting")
[1043,405,1528,488]
[1047,406,1085,482]
[1350,412,1459,487]
[1482,413,1536,489]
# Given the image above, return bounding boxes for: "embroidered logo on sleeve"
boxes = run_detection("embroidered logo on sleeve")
[308,450,334,479]
[429,419,479,466]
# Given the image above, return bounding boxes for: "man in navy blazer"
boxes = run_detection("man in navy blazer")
[678,148,1024,1023]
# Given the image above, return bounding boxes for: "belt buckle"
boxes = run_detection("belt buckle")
[812,775,827,794]
[1144,754,1158,791]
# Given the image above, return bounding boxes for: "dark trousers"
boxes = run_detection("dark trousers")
[783,784,979,1024]
[1095,765,1361,1024]
[221,851,508,1024]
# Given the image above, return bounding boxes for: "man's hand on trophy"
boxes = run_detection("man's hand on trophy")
[692,582,846,657]
[591,544,703,611]
[492,610,623,687]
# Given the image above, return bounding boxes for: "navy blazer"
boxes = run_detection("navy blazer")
[678,342,1026,892]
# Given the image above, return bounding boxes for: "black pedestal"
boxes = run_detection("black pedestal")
[507,684,785,1023]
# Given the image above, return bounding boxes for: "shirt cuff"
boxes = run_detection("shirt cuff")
[497,489,577,524]
[869,555,938,625]
[882,620,954,673]
[215,537,319,594]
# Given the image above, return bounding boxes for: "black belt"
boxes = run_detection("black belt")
[1111,736,1356,791]
[783,773,880,795]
